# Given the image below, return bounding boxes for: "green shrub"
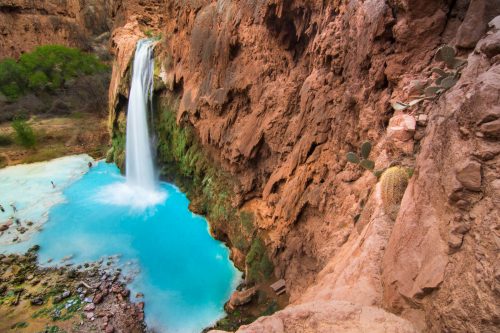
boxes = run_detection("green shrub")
[0,45,108,101]
[12,118,36,148]
[28,70,49,90]
[0,59,25,100]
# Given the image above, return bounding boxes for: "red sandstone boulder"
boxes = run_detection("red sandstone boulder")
[227,287,257,311]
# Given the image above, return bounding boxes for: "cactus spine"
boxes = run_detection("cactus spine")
[380,166,410,220]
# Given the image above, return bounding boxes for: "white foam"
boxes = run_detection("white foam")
[95,182,167,210]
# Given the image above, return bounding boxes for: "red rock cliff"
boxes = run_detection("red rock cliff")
[108,1,500,332]
[0,0,120,59]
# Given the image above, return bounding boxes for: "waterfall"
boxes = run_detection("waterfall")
[126,39,156,191]
[98,39,166,209]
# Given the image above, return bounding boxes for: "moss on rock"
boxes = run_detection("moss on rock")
[154,94,273,279]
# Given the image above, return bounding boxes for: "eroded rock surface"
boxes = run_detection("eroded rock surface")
[110,0,500,332]
[0,0,119,59]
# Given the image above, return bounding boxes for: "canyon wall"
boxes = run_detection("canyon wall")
[0,0,120,59]
[107,0,500,332]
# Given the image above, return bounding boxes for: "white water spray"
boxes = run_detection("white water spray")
[126,39,156,190]
[97,39,166,209]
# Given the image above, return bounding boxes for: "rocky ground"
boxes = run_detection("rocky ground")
[0,246,145,333]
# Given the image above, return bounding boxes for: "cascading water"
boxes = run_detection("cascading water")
[126,39,156,190]
[98,39,165,209]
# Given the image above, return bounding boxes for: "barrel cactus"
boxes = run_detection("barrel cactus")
[380,166,411,220]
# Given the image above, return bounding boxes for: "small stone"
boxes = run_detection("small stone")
[121,289,130,298]
[105,324,115,333]
[62,290,71,299]
[84,303,96,312]
[456,200,469,210]
[111,284,123,294]
[1,257,14,264]
[480,119,500,138]
[453,223,471,235]
[67,269,77,279]
[489,16,500,30]
[30,297,44,306]
[475,131,485,138]
[448,234,464,250]
[93,293,104,304]
[387,114,416,142]
[136,293,144,298]
[456,160,482,191]
[28,245,40,252]
[413,128,426,141]
[85,312,94,320]
[416,114,428,126]
[61,255,73,263]
[459,126,470,136]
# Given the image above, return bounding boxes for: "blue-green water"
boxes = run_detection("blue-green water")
[14,161,239,332]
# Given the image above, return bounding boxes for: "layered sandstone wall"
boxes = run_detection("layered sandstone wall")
[108,0,500,332]
[0,0,120,59]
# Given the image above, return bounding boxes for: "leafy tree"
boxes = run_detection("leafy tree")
[0,45,108,100]
[0,59,26,100]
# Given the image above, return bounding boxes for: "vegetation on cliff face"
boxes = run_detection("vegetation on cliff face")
[155,95,273,277]
[108,112,127,169]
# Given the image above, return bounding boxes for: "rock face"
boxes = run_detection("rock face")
[0,0,120,59]
[105,1,500,332]
[222,301,418,333]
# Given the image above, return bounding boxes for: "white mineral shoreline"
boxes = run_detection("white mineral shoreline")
[0,154,94,249]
